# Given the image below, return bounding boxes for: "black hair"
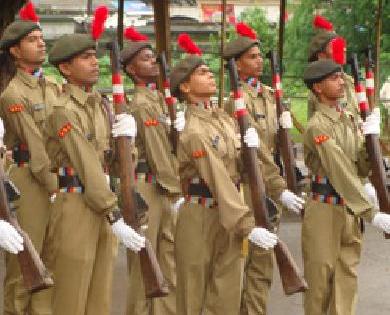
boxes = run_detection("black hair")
[0,50,16,94]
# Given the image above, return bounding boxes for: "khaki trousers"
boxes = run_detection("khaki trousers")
[4,166,52,315]
[44,193,117,315]
[240,183,275,315]
[175,202,242,315]
[302,199,362,315]
[126,181,177,315]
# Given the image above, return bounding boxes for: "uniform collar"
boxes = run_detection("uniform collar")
[16,68,40,88]
[241,80,260,98]
[135,84,160,102]
[64,83,99,107]
[317,102,343,122]
[186,101,213,120]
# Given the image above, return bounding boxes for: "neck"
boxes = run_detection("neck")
[320,96,339,108]
[18,61,42,74]
[187,94,211,105]
[132,75,156,86]
[67,79,93,92]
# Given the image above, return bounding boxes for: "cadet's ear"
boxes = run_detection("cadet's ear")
[312,82,322,95]
[125,63,136,77]
[9,45,21,60]
[58,62,72,78]
[179,81,190,95]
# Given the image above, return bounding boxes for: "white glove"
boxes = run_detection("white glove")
[0,118,4,147]
[0,220,24,254]
[280,189,305,214]
[279,111,293,129]
[165,116,172,127]
[362,107,380,135]
[112,114,137,138]
[111,218,145,252]
[171,197,185,213]
[372,212,390,234]
[364,183,379,209]
[174,111,185,132]
[243,127,260,148]
[248,227,278,250]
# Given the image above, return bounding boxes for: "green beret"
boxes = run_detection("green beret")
[308,31,338,62]
[170,55,204,96]
[120,42,152,65]
[303,59,341,89]
[49,34,96,65]
[0,21,41,50]
[223,36,259,60]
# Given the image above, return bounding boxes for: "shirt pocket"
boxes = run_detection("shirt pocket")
[210,132,227,160]
[31,103,47,123]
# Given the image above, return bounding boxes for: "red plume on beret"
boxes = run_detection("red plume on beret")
[313,15,333,31]
[331,37,346,65]
[124,27,149,42]
[236,22,257,40]
[91,5,109,40]
[177,33,202,56]
[19,1,40,23]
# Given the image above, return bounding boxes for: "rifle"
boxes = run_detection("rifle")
[0,152,53,292]
[227,58,308,295]
[266,51,299,195]
[349,53,390,239]
[363,47,375,110]
[157,52,178,154]
[106,40,169,297]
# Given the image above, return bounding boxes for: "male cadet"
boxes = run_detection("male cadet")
[120,28,184,315]
[0,17,60,315]
[46,34,145,315]
[302,59,390,315]
[307,15,359,120]
[224,25,304,315]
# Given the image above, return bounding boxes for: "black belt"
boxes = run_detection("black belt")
[311,182,340,198]
[12,144,30,164]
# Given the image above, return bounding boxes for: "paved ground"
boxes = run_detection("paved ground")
[0,216,389,314]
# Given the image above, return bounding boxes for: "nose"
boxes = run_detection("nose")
[91,55,98,66]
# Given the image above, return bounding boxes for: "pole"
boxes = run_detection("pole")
[278,0,286,76]
[218,0,227,108]
[87,0,93,16]
[118,0,124,49]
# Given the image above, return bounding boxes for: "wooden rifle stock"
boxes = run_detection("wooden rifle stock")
[157,52,178,154]
[107,41,169,297]
[267,51,299,195]
[227,58,307,295]
[0,156,53,292]
[349,53,390,239]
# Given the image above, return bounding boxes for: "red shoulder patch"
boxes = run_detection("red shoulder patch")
[9,104,24,113]
[314,134,329,145]
[144,119,159,127]
[192,150,207,159]
[58,122,72,138]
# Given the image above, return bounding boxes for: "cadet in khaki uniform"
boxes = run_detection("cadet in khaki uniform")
[120,36,183,315]
[0,20,60,315]
[45,34,145,315]
[302,60,390,315]
[307,17,358,120]
[170,52,281,315]
[224,34,304,315]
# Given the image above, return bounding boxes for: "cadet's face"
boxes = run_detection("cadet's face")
[187,65,216,97]
[10,29,46,67]
[125,48,159,81]
[236,45,263,78]
[315,72,345,100]
[60,49,99,87]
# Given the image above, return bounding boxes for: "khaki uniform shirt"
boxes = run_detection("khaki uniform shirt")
[130,86,181,195]
[45,84,117,215]
[178,104,256,237]
[304,102,375,221]
[307,73,359,120]
[225,82,286,201]
[0,69,59,192]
